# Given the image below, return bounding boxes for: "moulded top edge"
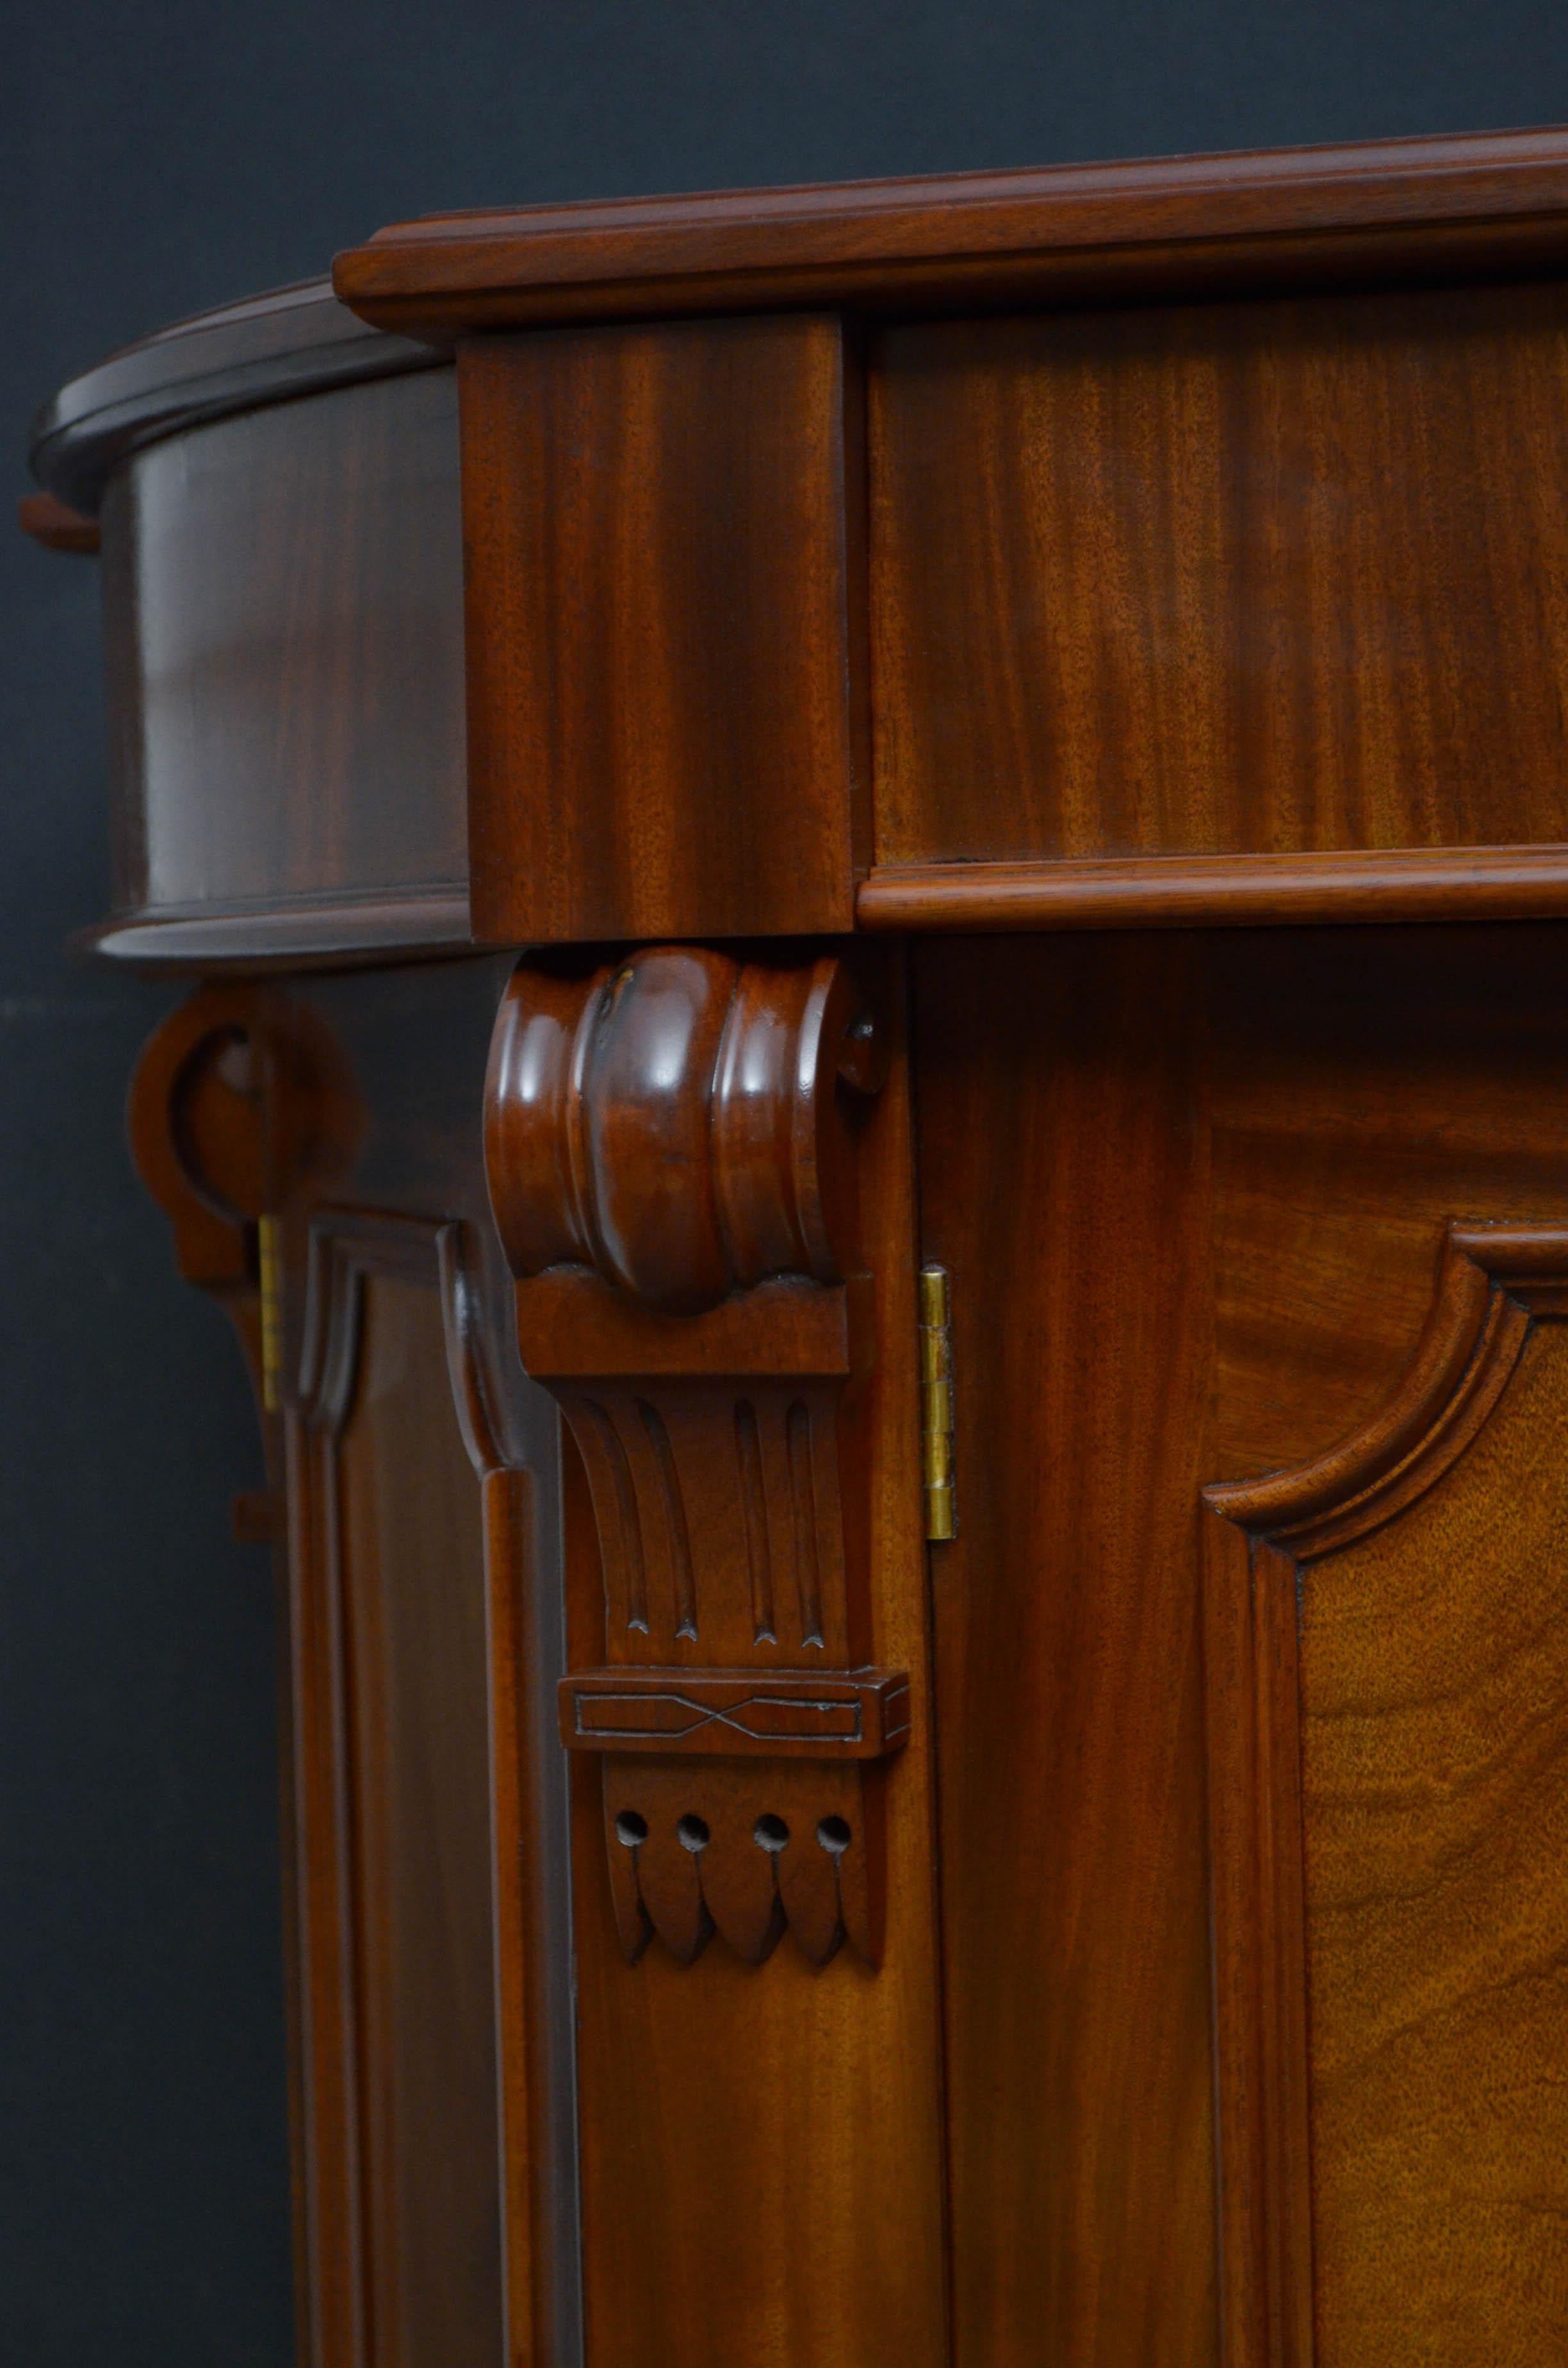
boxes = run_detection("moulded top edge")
[29,275,448,514]
[331,124,1568,335]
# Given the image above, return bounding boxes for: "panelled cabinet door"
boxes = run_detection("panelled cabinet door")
[912,929,1568,2368]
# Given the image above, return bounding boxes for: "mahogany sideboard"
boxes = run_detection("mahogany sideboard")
[26,126,1568,2367]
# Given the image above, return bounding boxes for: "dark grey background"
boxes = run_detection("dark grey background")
[5,3,1568,2357]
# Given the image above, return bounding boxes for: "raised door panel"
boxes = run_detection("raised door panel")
[1205,1224,1568,2367]
[1303,1331,1568,2360]
[334,1267,503,2368]
[288,1219,518,2368]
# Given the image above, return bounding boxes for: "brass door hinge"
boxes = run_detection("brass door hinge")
[918,1263,956,1542]
[257,1213,282,1414]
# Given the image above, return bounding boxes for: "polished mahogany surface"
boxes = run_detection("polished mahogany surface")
[871,284,1568,866]
[35,285,469,971]
[102,372,465,921]
[40,124,1568,976]
[460,316,867,944]
[35,123,1568,2368]
[346,126,1568,948]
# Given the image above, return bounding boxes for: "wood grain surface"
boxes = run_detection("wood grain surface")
[331,1267,505,2368]
[140,962,583,2368]
[1202,1210,1568,2364]
[28,277,442,515]
[872,284,1568,871]
[87,123,1568,2368]
[284,1220,523,2368]
[913,934,1220,2366]
[856,846,1568,931]
[459,315,866,944]
[1196,935,1568,2365]
[1205,925,1568,1483]
[283,960,582,2368]
[1300,1330,1568,2365]
[101,368,466,921]
[911,924,1568,2367]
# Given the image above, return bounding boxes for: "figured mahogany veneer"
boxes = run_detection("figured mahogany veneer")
[460,317,868,944]
[35,127,1568,971]
[869,283,1568,878]
[29,284,471,972]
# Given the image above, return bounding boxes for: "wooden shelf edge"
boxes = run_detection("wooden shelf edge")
[855,847,1568,932]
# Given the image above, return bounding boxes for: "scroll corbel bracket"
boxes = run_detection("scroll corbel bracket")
[485,944,905,1968]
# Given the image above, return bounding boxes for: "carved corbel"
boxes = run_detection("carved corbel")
[485,944,902,1968]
